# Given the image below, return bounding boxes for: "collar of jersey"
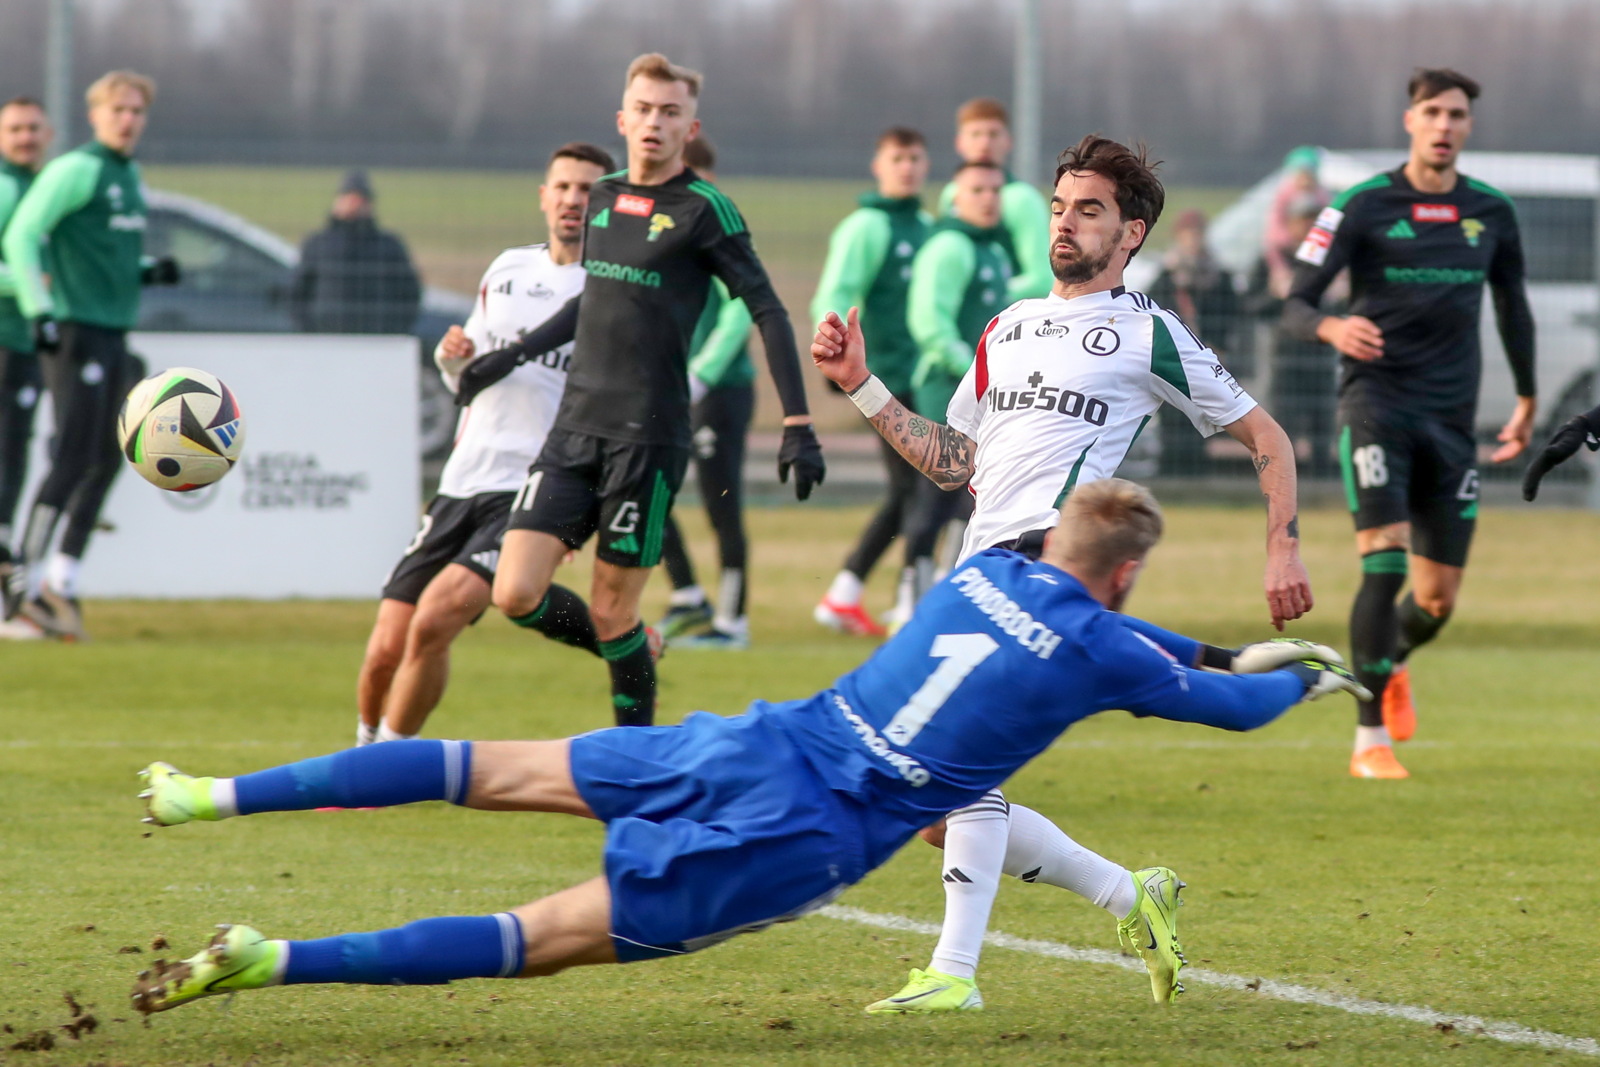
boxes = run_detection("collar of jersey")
[1040,287,1126,311]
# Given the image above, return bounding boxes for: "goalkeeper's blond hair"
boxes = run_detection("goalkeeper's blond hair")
[1052,479,1164,577]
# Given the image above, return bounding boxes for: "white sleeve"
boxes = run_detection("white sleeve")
[946,359,983,439]
[1146,310,1257,437]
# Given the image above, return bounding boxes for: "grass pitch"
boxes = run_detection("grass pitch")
[2,503,1598,1066]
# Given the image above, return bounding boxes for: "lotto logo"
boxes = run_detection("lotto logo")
[1413,203,1460,223]
[615,195,655,217]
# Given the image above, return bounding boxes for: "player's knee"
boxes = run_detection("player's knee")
[409,606,467,653]
[493,579,544,620]
[1413,588,1455,618]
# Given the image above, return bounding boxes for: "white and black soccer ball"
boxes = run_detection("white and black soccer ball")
[117,367,246,492]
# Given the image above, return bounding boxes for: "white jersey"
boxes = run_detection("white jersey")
[437,244,585,498]
[947,287,1257,560]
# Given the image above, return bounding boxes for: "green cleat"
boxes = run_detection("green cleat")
[1117,866,1188,1004]
[864,967,983,1014]
[138,761,222,826]
[131,924,281,1015]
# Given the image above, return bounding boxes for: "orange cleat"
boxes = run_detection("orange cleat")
[1350,744,1409,779]
[1382,663,1416,742]
[813,597,887,638]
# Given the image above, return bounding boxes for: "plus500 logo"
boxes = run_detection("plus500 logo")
[986,385,1108,426]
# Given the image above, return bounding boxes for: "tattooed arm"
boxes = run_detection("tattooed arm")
[868,401,975,490]
[1225,406,1313,630]
[809,307,976,489]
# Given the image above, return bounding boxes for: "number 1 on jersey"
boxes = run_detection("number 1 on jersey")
[883,633,1001,745]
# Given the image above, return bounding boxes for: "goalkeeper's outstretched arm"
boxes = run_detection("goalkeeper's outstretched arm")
[810,307,975,490]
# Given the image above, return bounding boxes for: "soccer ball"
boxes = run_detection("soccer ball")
[117,367,246,492]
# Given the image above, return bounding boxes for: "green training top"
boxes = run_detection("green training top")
[810,192,931,396]
[907,216,1013,417]
[688,277,754,390]
[3,141,149,330]
[0,160,36,352]
[939,172,1051,301]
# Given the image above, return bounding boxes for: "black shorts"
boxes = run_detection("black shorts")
[1337,397,1478,567]
[506,427,690,568]
[381,491,515,604]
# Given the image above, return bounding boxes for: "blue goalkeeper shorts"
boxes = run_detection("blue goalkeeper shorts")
[568,709,870,962]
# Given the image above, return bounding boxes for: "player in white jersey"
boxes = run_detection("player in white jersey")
[814,135,1315,1011]
[353,143,613,747]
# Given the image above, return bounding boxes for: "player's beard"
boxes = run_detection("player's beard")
[1051,231,1120,285]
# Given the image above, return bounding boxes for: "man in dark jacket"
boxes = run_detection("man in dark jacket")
[290,170,421,334]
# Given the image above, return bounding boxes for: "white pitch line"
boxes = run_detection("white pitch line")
[820,905,1600,1058]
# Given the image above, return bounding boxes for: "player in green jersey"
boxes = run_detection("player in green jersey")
[654,137,759,649]
[812,127,933,636]
[2,71,180,640]
[898,161,1013,618]
[0,96,52,632]
[937,98,1051,302]
[1284,68,1535,779]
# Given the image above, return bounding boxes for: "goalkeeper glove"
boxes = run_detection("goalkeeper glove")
[1522,406,1600,501]
[1231,637,1344,674]
[777,423,825,501]
[1282,658,1372,703]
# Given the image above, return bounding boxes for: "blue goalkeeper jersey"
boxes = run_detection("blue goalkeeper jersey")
[767,549,1305,827]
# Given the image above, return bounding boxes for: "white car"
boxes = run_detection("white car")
[1196,149,1600,441]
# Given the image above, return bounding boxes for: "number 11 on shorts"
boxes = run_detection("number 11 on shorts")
[883,633,1000,745]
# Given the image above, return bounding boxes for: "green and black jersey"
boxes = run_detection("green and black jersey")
[465,168,807,448]
[1284,166,1535,427]
[810,192,931,396]
[2,141,149,331]
[0,159,37,352]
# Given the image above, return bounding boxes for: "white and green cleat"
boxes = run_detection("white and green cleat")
[1117,866,1189,1004]
[864,967,983,1014]
[138,761,223,826]
[131,924,282,1015]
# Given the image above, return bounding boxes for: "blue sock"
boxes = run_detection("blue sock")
[232,740,473,815]
[282,914,525,985]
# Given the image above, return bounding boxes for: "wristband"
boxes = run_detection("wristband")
[847,374,893,418]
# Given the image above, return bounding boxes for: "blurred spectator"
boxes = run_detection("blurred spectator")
[1246,192,1342,477]
[1148,209,1239,476]
[1262,146,1329,297]
[290,169,421,334]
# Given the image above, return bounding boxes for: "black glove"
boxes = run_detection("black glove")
[1522,410,1600,501]
[144,255,181,286]
[454,344,529,407]
[31,316,60,353]
[777,423,825,501]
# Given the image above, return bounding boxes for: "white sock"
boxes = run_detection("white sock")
[1002,803,1137,917]
[825,570,863,606]
[892,566,917,621]
[210,778,239,819]
[669,586,707,608]
[377,722,416,742]
[356,721,378,747]
[928,791,1010,980]
[715,568,744,624]
[1355,724,1392,751]
[45,553,81,597]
